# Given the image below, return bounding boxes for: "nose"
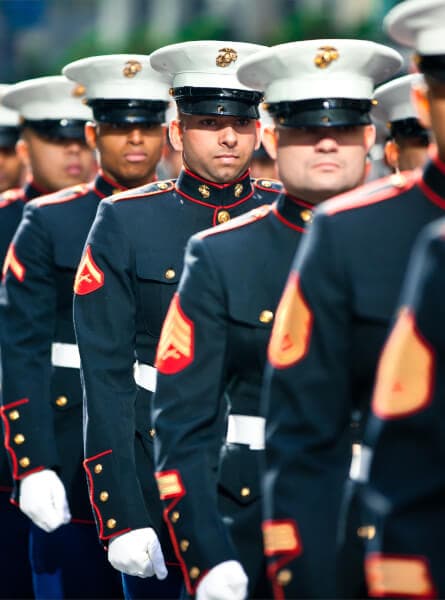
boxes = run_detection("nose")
[314,130,339,152]
[219,125,237,147]
[127,127,144,144]
[64,139,84,153]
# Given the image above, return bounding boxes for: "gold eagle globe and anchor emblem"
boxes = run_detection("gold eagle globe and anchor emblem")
[216,48,238,68]
[314,46,340,69]
[71,83,86,97]
[123,60,142,78]
[198,184,211,199]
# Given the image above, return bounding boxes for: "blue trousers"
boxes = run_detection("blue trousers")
[0,492,34,599]
[29,521,123,599]
[122,565,184,599]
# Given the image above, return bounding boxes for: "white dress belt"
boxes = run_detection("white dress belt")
[51,343,81,369]
[134,362,157,393]
[349,443,372,483]
[226,414,265,450]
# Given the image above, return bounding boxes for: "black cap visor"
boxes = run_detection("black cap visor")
[267,98,373,127]
[417,54,445,82]
[173,87,263,118]
[390,118,430,143]
[88,99,169,125]
[23,119,87,141]
[0,126,19,148]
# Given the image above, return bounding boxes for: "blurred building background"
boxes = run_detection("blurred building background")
[0,0,408,83]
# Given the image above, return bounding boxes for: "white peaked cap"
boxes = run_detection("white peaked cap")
[63,54,171,101]
[0,85,20,126]
[2,75,92,121]
[373,73,424,124]
[237,39,403,103]
[384,0,445,55]
[150,40,267,91]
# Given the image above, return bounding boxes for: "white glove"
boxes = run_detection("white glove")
[196,560,248,600]
[19,469,71,533]
[108,527,168,579]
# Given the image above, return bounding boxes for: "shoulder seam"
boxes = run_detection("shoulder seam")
[197,204,272,239]
[111,180,175,203]
[32,184,91,208]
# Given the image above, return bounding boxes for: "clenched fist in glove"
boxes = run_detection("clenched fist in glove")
[19,469,71,533]
[196,560,248,600]
[108,527,168,579]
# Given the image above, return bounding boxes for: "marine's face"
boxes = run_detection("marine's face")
[170,113,260,184]
[18,129,96,193]
[88,122,165,188]
[423,77,445,162]
[272,124,375,204]
[0,145,24,192]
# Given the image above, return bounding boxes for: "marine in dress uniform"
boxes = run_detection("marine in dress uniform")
[258,41,445,599]
[0,85,24,193]
[361,1,445,597]
[0,57,170,599]
[73,40,280,600]
[0,76,95,600]
[151,38,400,600]
[373,73,433,173]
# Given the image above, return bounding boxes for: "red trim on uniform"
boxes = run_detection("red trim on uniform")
[253,179,282,193]
[34,184,90,208]
[432,154,445,176]
[0,398,45,479]
[71,517,95,525]
[418,177,445,211]
[83,449,131,540]
[97,169,128,193]
[2,243,25,282]
[176,186,255,210]
[183,167,249,189]
[111,180,174,202]
[325,171,418,216]
[365,553,437,598]
[0,188,24,208]
[197,204,272,239]
[285,193,314,209]
[272,205,306,232]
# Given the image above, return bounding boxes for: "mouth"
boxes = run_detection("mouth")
[65,164,82,176]
[312,161,341,171]
[124,152,148,163]
[215,154,239,163]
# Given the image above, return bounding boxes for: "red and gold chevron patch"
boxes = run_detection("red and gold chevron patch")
[2,244,25,282]
[365,553,436,598]
[268,272,313,369]
[372,308,434,419]
[74,245,104,295]
[155,293,194,374]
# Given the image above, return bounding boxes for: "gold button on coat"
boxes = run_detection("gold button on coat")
[157,182,169,190]
[94,464,103,474]
[149,428,156,438]
[180,539,189,552]
[217,210,230,224]
[259,310,274,324]
[19,457,30,468]
[300,209,313,223]
[14,434,25,445]
[240,487,251,497]
[277,569,292,586]
[9,410,19,421]
[165,269,175,280]
[171,511,180,523]
[189,567,200,579]
[55,396,68,407]
[107,518,117,529]
[357,525,376,539]
[261,180,272,188]
[99,491,109,502]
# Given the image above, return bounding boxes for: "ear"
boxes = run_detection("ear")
[169,119,183,152]
[383,140,400,170]
[412,84,431,129]
[84,122,97,150]
[262,126,278,160]
[254,120,261,151]
[15,138,31,168]
[363,124,376,152]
